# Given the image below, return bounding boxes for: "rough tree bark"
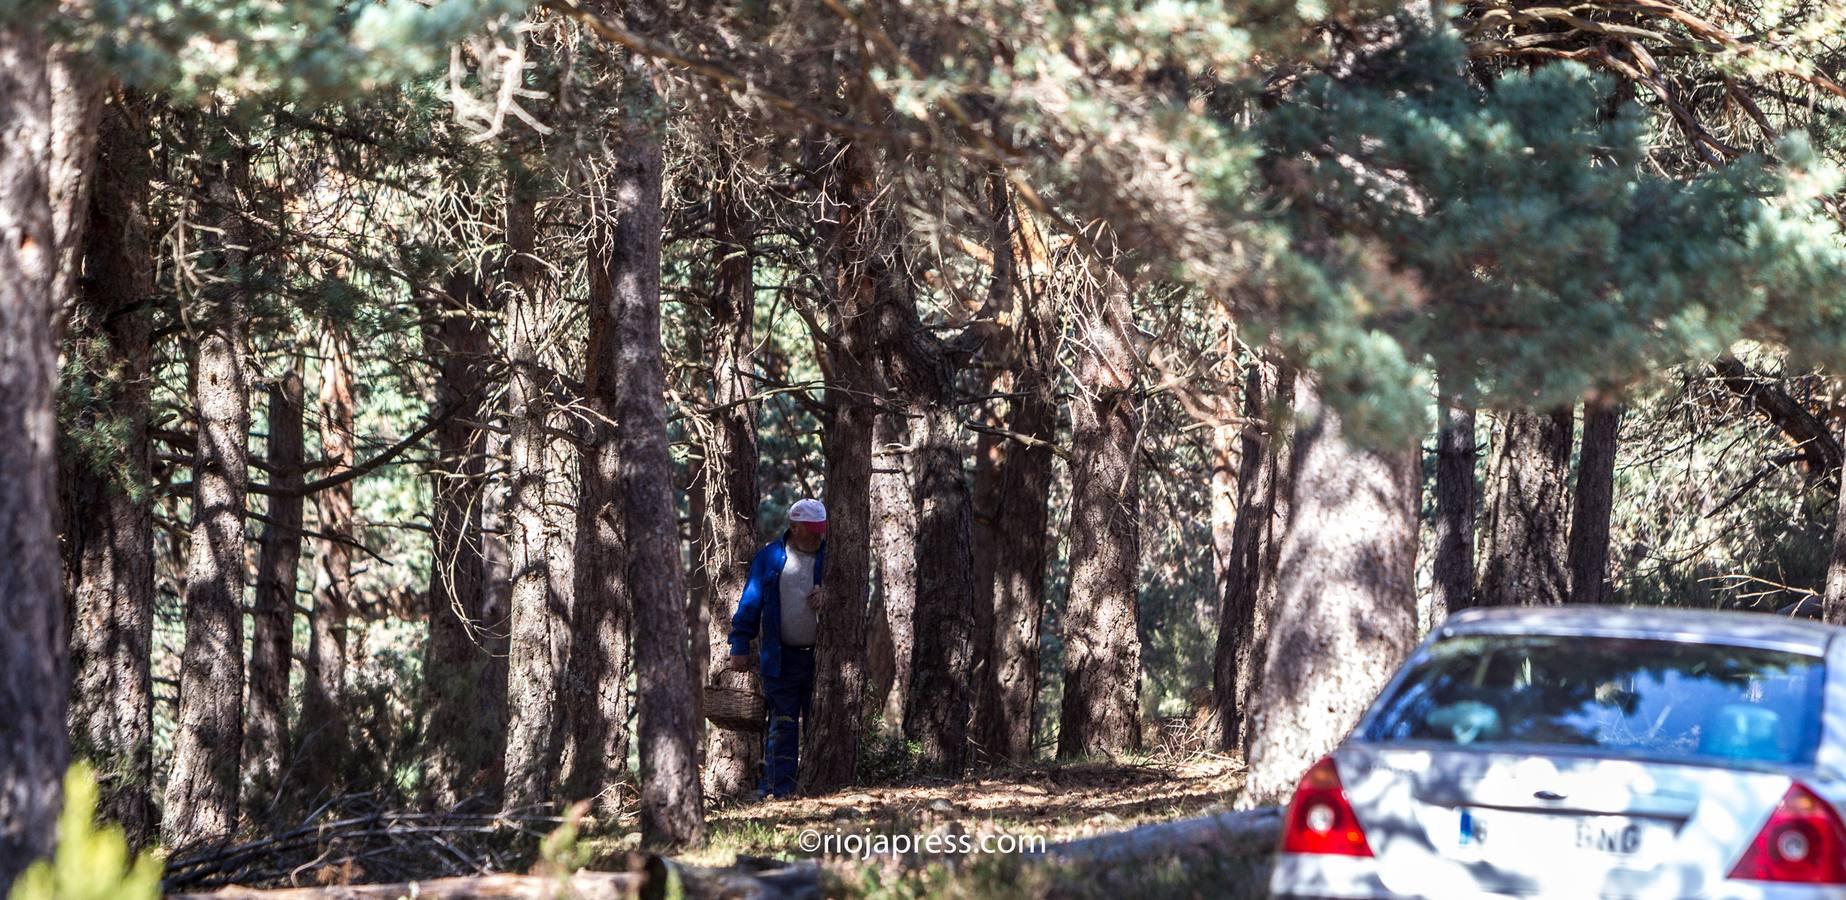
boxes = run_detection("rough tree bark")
[1056,278,1143,759]
[966,424,1004,738]
[799,137,879,795]
[62,87,156,846]
[1210,351,1293,753]
[1431,389,1477,618]
[607,83,705,848]
[562,200,638,819]
[424,269,506,808]
[972,201,1059,765]
[965,171,1015,754]
[973,352,1057,763]
[244,367,303,818]
[162,168,253,849]
[691,149,762,800]
[302,330,354,793]
[47,40,103,318]
[0,19,65,889]
[902,405,977,776]
[1241,376,1419,806]
[1567,402,1622,604]
[869,413,917,733]
[1476,409,1574,607]
[1825,424,1846,625]
[500,164,571,810]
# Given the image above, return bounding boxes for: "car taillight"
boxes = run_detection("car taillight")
[1729,782,1846,884]
[1279,756,1373,857]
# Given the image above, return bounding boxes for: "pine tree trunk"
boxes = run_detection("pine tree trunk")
[1824,427,1846,625]
[302,331,353,793]
[1432,390,1477,617]
[1056,281,1142,759]
[424,270,505,809]
[563,207,637,819]
[1567,402,1622,604]
[974,369,1057,763]
[870,413,917,733]
[244,368,303,819]
[903,406,977,776]
[1240,376,1419,806]
[973,202,1058,765]
[965,173,1016,758]
[1477,409,1574,607]
[606,87,704,848]
[1210,352,1293,753]
[47,46,101,317]
[162,170,252,849]
[799,139,878,795]
[966,422,1005,746]
[693,158,761,800]
[500,168,570,811]
[0,20,65,889]
[1210,414,1239,630]
[62,87,155,847]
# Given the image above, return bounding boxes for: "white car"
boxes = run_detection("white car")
[1270,606,1846,899]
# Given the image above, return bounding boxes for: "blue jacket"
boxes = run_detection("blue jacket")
[728,532,827,679]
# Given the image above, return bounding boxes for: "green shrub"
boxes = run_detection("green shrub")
[8,764,162,900]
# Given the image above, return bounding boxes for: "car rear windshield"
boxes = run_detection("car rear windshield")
[1363,634,1827,766]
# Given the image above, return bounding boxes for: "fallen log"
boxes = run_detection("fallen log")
[162,810,1279,898]
[165,857,826,900]
[166,871,642,900]
[1040,806,1283,865]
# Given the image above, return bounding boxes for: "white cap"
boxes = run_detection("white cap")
[788,498,827,523]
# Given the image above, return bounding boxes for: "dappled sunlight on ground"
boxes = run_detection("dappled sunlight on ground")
[676,755,1247,867]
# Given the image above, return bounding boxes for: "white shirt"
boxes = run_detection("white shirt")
[778,546,819,647]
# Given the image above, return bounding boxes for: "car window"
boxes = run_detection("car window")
[1363,634,1827,766]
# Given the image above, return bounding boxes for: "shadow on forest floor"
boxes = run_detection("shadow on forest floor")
[681,755,1246,863]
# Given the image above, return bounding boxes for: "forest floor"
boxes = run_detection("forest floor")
[581,754,1261,898]
[686,754,1247,865]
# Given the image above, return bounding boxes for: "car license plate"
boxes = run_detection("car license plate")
[1459,809,1649,857]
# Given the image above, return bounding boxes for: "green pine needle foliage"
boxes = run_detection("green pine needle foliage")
[7,765,162,900]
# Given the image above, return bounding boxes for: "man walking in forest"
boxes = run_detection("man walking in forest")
[728,498,828,798]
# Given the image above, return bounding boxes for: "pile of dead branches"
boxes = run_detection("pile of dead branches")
[162,794,572,893]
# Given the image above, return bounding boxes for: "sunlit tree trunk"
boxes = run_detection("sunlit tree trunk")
[162,168,252,849]
[563,205,635,819]
[606,81,704,847]
[1824,427,1846,625]
[302,330,353,793]
[1478,409,1573,606]
[903,405,977,776]
[975,367,1057,763]
[63,88,155,846]
[1056,278,1142,759]
[1241,376,1418,806]
[500,164,570,810]
[1210,352,1293,753]
[973,201,1058,765]
[870,412,917,732]
[0,19,65,888]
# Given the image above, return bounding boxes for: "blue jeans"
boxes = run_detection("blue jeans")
[762,646,815,797]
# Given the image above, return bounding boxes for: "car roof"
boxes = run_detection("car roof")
[1436,605,1842,655]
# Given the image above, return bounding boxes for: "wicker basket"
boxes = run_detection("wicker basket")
[703,669,766,731]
